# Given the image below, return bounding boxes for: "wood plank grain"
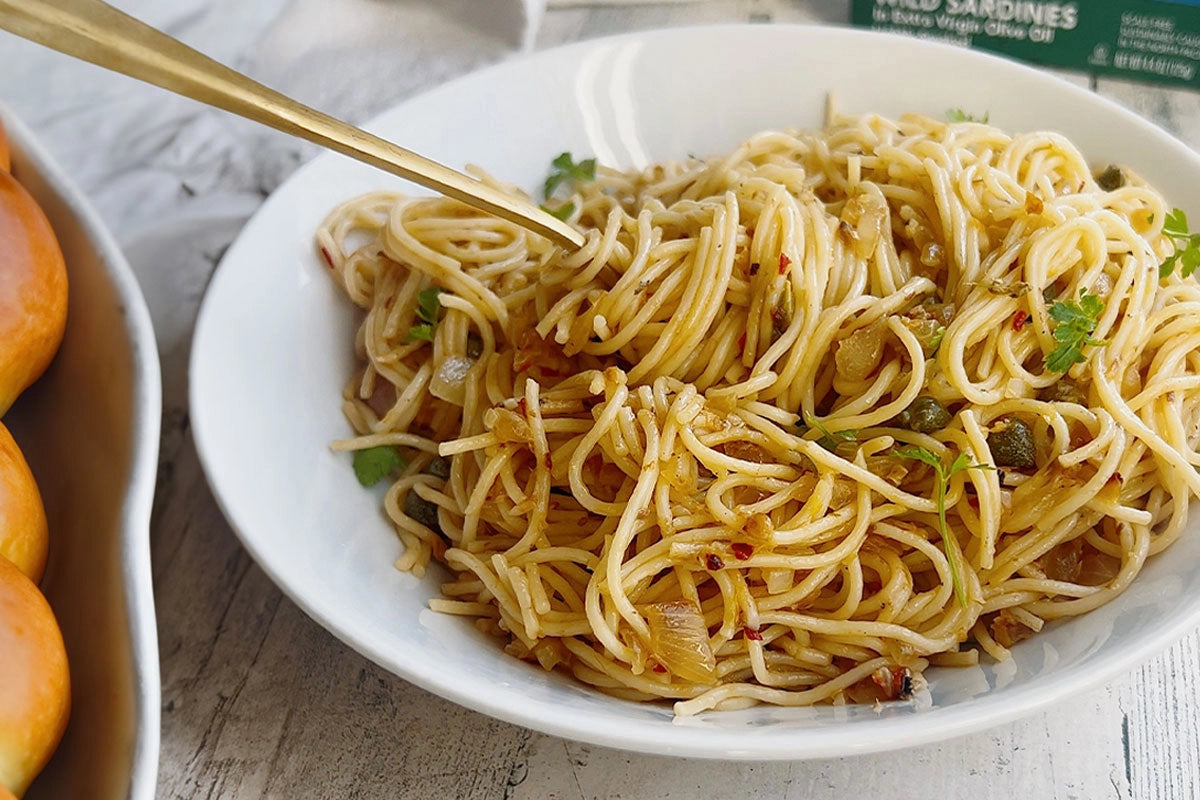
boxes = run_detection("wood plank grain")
[1093,73,1200,800]
[511,690,1131,800]
[1119,633,1200,800]
[3,1,1191,797]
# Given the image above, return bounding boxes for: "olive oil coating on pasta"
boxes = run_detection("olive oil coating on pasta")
[318,109,1200,714]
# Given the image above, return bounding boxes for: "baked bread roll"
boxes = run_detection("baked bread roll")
[0,554,69,798]
[0,422,48,582]
[0,170,67,416]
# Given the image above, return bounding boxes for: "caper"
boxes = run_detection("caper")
[404,490,441,530]
[987,417,1036,469]
[1039,381,1085,405]
[897,396,952,434]
[426,455,451,479]
[1097,165,1125,192]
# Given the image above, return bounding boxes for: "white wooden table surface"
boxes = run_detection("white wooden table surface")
[3,1,1200,798]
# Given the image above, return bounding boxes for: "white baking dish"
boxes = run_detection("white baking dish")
[3,106,161,800]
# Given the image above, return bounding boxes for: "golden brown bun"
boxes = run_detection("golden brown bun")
[0,118,9,173]
[0,422,47,583]
[0,555,69,798]
[0,170,67,416]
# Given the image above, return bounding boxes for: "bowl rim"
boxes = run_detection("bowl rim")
[3,104,163,794]
[191,23,1200,759]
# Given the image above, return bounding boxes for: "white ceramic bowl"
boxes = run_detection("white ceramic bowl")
[4,107,161,796]
[191,25,1200,759]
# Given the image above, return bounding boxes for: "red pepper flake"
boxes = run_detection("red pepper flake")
[778,253,791,275]
[543,453,553,471]
[1012,310,1029,332]
[749,262,760,276]
[870,665,914,700]
[541,366,563,378]
[705,553,725,571]
[652,663,667,674]
[737,331,747,354]
[743,626,764,641]
[515,398,528,417]
[731,542,754,561]
[319,246,334,269]
[515,360,532,374]
[746,227,755,239]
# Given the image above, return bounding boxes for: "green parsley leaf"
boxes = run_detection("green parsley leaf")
[1185,247,1200,277]
[894,445,941,470]
[1159,207,1200,279]
[417,288,442,324]
[353,446,406,487]
[1165,208,1189,237]
[947,451,989,478]
[544,152,597,199]
[797,412,858,452]
[405,323,434,343]
[403,288,442,344]
[1160,252,1180,280]
[946,108,989,123]
[927,325,946,355]
[540,201,576,221]
[894,446,993,609]
[1044,290,1108,374]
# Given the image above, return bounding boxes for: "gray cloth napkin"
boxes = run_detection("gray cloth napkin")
[0,0,540,361]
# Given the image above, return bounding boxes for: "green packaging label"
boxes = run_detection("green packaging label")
[851,0,1200,88]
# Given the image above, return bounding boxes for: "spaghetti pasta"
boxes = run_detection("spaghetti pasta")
[318,109,1200,713]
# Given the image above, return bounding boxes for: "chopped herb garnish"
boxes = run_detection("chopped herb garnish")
[1045,290,1108,373]
[405,288,442,343]
[353,445,405,487]
[540,201,576,221]
[1159,207,1200,279]
[894,447,993,609]
[927,325,946,354]
[417,287,442,324]
[797,412,858,452]
[404,323,434,343]
[544,152,596,199]
[946,108,989,123]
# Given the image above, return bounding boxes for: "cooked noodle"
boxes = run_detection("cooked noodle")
[317,108,1199,713]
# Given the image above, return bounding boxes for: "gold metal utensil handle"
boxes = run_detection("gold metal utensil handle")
[0,0,586,250]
